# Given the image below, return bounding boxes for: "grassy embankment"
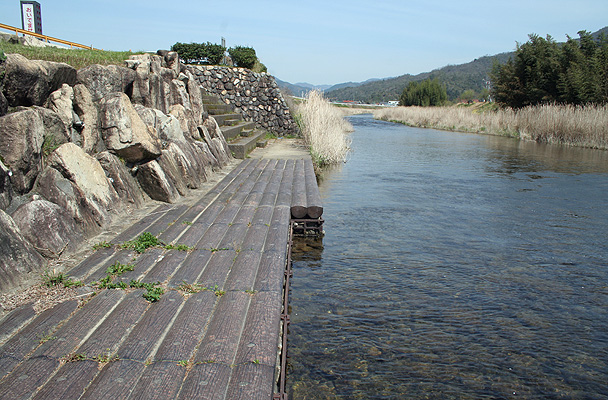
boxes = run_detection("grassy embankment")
[0,40,142,69]
[294,90,353,166]
[374,103,608,150]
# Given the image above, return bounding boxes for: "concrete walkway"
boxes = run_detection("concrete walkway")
[0,147,317,400]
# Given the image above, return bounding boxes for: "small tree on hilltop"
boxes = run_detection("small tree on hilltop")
[228,46,258,69]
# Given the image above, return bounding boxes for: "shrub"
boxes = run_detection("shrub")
[297,90,352,165]
[228,46,257,69]
[171,42,226,65]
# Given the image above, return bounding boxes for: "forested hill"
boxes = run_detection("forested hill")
[326,52,513,103]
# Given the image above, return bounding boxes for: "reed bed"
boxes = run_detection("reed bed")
[297,90,353,165]
[374,104,608,150]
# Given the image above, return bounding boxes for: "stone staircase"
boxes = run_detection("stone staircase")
[202,94,267,158]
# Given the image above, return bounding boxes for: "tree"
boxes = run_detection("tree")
[491,31,608,108]
[399,79,447,106]
[170,42,226,65]
[228,46,257,69]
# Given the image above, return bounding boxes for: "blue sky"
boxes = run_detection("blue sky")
[1,1,607,85]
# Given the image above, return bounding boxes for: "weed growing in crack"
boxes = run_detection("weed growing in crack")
[41,268,83,288]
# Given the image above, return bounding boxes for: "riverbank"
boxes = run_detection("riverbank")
[373,104,608,150]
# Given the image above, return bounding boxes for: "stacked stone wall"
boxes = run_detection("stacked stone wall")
[189,65,299,136]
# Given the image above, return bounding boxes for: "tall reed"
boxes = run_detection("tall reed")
[297,90,353,165]
[374,104,608,150]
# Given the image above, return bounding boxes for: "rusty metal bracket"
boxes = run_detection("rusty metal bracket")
[292,218,324,236]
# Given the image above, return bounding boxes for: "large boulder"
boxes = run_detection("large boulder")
[136,159,180,203]
[35,143,121,234]
[0,209,45,292]
[0,91,7,117]
[134,105,186,145]
[73,84,104,154]
[45,83,81,145]
[0,107,69,194]
[0,160,13,211]
[11,198,84,258]
[96,151,147,207]
[99,92,161,163]
[77,64,136,102]
[2,53,77,107]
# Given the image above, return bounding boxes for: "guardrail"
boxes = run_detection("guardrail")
[0,22,101,50]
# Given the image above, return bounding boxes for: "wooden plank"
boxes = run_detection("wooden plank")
[0,300,78,377]
[154,291,217,361]
[173,217,217,247]
[110,204,172,244]
[117,247,165,282]
[77,290,149,358]
[259,160,286,207]
[263,220,290,254]
[168,249,212,288]
[225,363,276,400]
[67,246,116,281]
[195,223,230,251]
[79,359,145,400]
[195,250,237,289]
[232,205,258,225]
[177,362,231,400]
[0,303,35,345]
[254,251,287,293]
[142,250,188,284]
[34,290,125,358]
[244,159,278,207]
[117,291,184,362]
[0,356,59,399]
[240,225,270,252]
[224,250,262,291]
[84,249,137,284]
[193,292,251,365]
[304,158,323,218]
[214,159,258,204]
[276,159,295,207]
[227,159,267,205]
[32,360,99,400]
[129,361,186,400]
[233,292,282,366]
[157,203,212,243]
[143,204,190,237]
[290,158,308,218]
[250,206,274,226]
[218,223,250,251]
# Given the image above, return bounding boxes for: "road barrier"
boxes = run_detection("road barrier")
[0,22,101,50]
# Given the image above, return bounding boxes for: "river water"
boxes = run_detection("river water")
[287,114,608,399]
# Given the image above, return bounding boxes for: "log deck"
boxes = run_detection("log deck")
[0,158,322,400]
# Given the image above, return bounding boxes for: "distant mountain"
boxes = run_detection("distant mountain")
[277,26,607,103]
[325,53,513,103]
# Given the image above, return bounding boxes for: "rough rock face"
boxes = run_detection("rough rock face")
[96,151,147,207]
[0,161,13,211]
[11,198,84,258]
[45,84,80,144]
[136,159,180,203]
[2,53,77,107]
[0,91,7,117]
[0,209,45,292]
[189,65,299,136]
[36,143,121,233]
[72,84,104,154]
[77,64,136,102]
[0,107,69,194]
[135,105,186,145]
[99,92,162,163]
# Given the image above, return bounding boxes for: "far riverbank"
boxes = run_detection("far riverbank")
[373,104,608,150]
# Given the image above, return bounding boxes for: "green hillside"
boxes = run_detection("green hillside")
[326,52,513,103]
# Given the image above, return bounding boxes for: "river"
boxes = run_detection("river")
[287,114,608,399]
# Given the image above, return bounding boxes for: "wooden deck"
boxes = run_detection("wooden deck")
[0,158,322,400]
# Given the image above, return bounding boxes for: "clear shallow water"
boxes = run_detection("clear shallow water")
[287,114,608,399]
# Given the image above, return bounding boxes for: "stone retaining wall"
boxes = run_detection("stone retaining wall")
[188,65,299,136]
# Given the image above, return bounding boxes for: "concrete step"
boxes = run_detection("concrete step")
[228,131,266,159]
[202,94,222,104]
[221,121,256,141]
[212,113,243,126]
[206,104,233,115]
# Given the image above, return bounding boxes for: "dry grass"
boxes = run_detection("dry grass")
[297,90,353,165]
[374,104,608,150]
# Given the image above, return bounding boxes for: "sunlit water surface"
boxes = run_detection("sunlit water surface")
[287,114,608,399]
